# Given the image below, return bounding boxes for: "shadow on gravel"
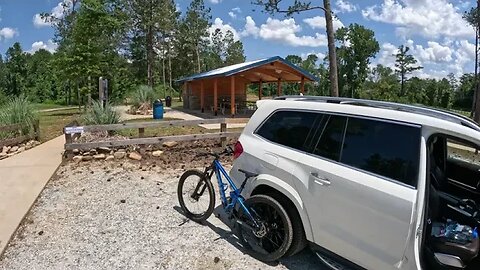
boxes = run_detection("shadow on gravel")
[173,205,323,269]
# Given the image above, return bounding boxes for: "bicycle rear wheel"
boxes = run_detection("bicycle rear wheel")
[177,170,215,222]
[237,195,293,262]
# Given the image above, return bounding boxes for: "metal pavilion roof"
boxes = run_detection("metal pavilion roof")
[176,56,320,83]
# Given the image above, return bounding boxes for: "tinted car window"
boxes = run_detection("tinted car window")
[256,111,321,151]
[341,117,421,186]
[313,115,347,161]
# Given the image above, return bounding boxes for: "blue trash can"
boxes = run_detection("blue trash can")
[153,99,164,119]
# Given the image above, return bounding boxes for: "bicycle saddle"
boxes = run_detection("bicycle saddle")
[238,169,258,179]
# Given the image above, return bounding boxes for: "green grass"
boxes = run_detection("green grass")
[38,108,82,142]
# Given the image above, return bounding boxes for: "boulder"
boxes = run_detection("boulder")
[94,154,106,160]
[1,146,9,154]
[98,147,111,153]
[73,156,83,163]
[9,146,18,153]
[72,149,80,154]
[114,151,126,159]
[17,147,25,153]
[152,150,164,157]
[82,156,93,161]
[162,141,178,148]
[128,152,142,161]
[105,155,115,161]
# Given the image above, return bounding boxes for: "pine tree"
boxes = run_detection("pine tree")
[394,45,423,96]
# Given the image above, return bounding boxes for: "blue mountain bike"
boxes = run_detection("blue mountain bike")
[177,147,293,262]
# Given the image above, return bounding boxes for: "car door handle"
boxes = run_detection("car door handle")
[310,172,331,186]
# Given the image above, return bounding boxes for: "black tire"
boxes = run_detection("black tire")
[177,169,215,222]
[267,193,307,257]
[237,195,293,262]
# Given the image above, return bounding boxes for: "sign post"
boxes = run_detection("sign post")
[99,77,108,107]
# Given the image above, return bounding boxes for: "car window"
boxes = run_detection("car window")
[447,139,480,167]
[312,115,347,161]
[341,117,421,187]
[255,110,322,151]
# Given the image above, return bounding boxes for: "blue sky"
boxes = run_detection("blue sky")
[0,0,477,79]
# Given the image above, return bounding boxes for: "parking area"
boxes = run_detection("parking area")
[0,161,321,270]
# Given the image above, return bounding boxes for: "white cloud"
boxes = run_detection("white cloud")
[29,40,58,53]
[362,0,474,39]
[0,27,18,40]
[232,7,241,13]
[33,14,50,28]
[243,17,327,47]
[228,12,236,19]
[208,18,240,41]
[413,41,453,63]
[209,0,222,4]
[376,42,399,69]
[33,0,71,28]
[240,16,260,38]
[303,16,345,31]
[336,0,357,13]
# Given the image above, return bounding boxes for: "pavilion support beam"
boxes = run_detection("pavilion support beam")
[200,81,205,112]
[277,79,282,97]
[300,77,305,94]
[230,76,235,117]
[258,80,263,100]
[183,82,188,105]
[214,78,218,116]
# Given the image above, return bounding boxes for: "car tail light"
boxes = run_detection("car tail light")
[234,141,243,159]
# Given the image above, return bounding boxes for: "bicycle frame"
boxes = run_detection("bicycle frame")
[206,159,259,227]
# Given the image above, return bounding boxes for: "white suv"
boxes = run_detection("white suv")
[230,96,480,270]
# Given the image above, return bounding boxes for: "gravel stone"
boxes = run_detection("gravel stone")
[105,155,115,161]
[152,150,164,157]
[8,146,18,153]
[0,163,320,270]
[93,154,106,160]
[128,152,142,161]
[72,156,82,163]
[114,151,126,159]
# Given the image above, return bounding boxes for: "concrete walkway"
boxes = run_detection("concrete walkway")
[115,105,247,130]
[0,135,64,255]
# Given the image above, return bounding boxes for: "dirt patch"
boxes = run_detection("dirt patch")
[0,157,320,269]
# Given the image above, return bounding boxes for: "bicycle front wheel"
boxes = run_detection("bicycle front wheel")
[177,169,215,222]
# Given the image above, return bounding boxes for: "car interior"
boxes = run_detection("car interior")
[424,135,480,269]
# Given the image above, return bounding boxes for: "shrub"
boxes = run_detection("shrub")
[83,100,120,125]
[0,96,38,135]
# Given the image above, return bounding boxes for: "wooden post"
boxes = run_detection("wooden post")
[213,78,218,116]
[33,119,40,141]
[230,76,235,117]
[220,122,227,148]
[277,78,282,97]
[139,128,145,138]
[300,77,305,94]
[258,80,263,100]
[200,80,205,113]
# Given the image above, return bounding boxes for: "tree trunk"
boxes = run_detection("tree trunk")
[168,52,172,89]
[162,55,166,98]
[147,26,154,87]
[195,44,201,73]
[324,0,339,97]
[401,72,405,96]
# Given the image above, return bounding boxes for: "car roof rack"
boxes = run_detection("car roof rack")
[274,95,480,132]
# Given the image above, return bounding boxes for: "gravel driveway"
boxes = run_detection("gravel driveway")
[0,161,321,270]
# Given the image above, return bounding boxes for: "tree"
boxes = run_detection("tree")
[224,31,246,66]
[4,42,28,97]
[253,0,339,97]
[336,23,379,97]
[180,0,211,73]
[463,2,480,122]
[394,45,422,96]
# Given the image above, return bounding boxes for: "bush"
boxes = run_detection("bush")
[83,100,120,125]
[131,85,156,108]
[0,96,38,135]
